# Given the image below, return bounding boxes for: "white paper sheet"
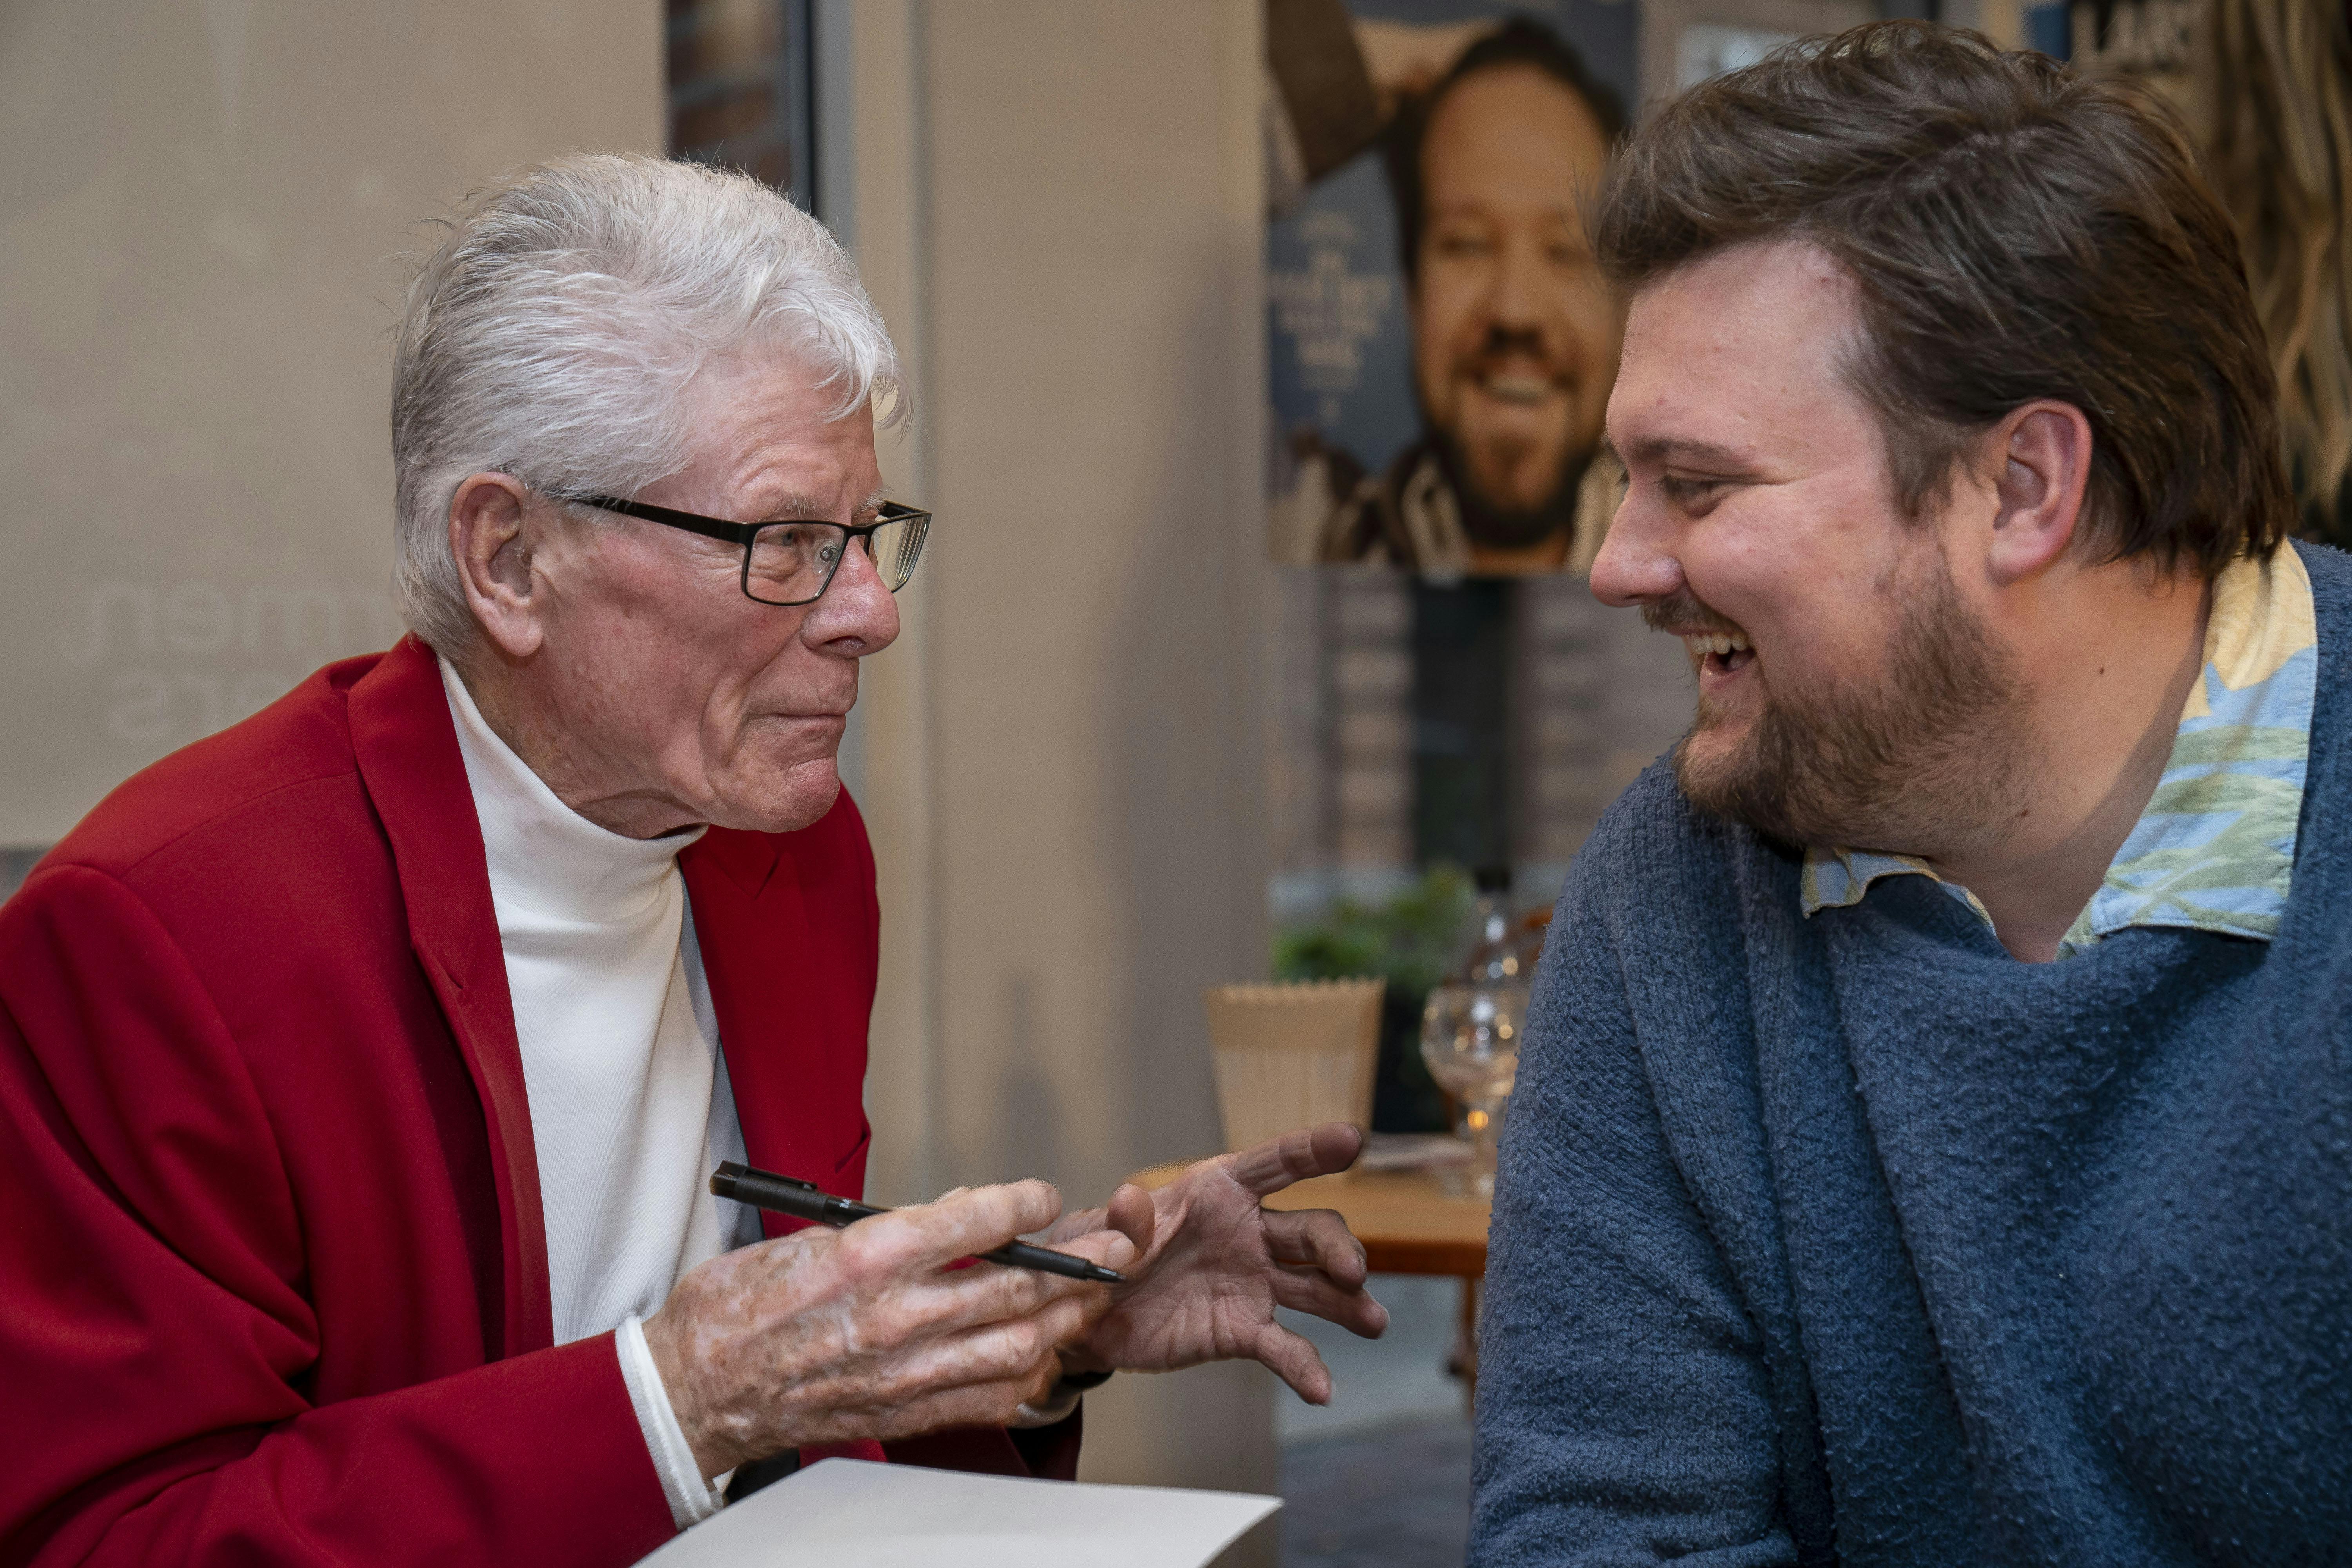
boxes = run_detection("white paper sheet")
[635,1458,1281,1568]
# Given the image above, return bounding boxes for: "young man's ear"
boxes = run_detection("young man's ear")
[1982,401,2094,586]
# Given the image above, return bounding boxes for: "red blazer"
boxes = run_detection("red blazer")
[0,638,1072,1567]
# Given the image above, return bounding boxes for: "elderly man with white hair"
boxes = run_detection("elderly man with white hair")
[0,155,1385,1567]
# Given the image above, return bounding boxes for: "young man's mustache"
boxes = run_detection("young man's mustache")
[1640,590,1746,640]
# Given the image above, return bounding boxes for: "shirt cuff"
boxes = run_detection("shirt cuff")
[616,1313,727,1530]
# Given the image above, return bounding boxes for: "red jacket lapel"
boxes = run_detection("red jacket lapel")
[682,792,878,1221]
[346,636,554,1357]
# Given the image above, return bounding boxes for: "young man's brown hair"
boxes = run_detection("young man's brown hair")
[1594,20,2290,579]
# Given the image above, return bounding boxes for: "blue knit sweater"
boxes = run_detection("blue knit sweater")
[1470,541,2352,1566]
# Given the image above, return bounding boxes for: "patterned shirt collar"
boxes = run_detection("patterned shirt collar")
[1799,546,2318,957]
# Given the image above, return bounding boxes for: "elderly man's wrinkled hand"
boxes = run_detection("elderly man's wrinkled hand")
[1045,1123,1390,1403]
[641,1180,1133,1481]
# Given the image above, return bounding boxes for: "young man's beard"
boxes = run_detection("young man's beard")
[1667,552,2039,858]
[1430,426,1591,553]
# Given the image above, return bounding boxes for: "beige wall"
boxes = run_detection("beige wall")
[0,0,661,844]
[839,0,1282,1522]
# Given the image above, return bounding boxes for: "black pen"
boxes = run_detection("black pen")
[710,1161,1126,1285]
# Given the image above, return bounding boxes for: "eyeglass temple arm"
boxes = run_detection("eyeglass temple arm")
[574,494,926,538]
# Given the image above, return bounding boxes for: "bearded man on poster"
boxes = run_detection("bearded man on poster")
[0,156,1387,1567]
[1314,17,1627,575]
[1474,23,2351,1566]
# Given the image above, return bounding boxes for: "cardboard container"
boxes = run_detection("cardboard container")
[1202,978,1385,1154]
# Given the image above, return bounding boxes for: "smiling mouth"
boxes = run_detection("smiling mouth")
[1679,629,1757,677]
[1475,371,1559,407]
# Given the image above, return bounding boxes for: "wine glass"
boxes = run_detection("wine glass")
[1419,980,1528,1199]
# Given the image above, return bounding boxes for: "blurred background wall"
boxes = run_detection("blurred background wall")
[0,1,662,855]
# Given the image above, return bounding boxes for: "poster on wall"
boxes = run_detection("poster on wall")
[1263,0,1638,579]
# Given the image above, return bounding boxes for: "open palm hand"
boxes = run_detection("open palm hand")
[1047,1123,1390,1403]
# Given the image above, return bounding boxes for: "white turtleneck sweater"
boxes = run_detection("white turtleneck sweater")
[439,658,750,1528]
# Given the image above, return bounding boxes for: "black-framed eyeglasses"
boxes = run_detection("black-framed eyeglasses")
[568,494,931,607]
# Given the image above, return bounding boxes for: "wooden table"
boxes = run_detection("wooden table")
[1127,1159,1493,1384]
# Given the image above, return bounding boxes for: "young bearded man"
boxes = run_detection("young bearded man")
[1472,23,2349,1567]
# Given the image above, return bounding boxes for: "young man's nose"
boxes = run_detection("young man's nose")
[1587,492,1682,609]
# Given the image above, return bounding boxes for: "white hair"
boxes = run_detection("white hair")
[389,153,906,655]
